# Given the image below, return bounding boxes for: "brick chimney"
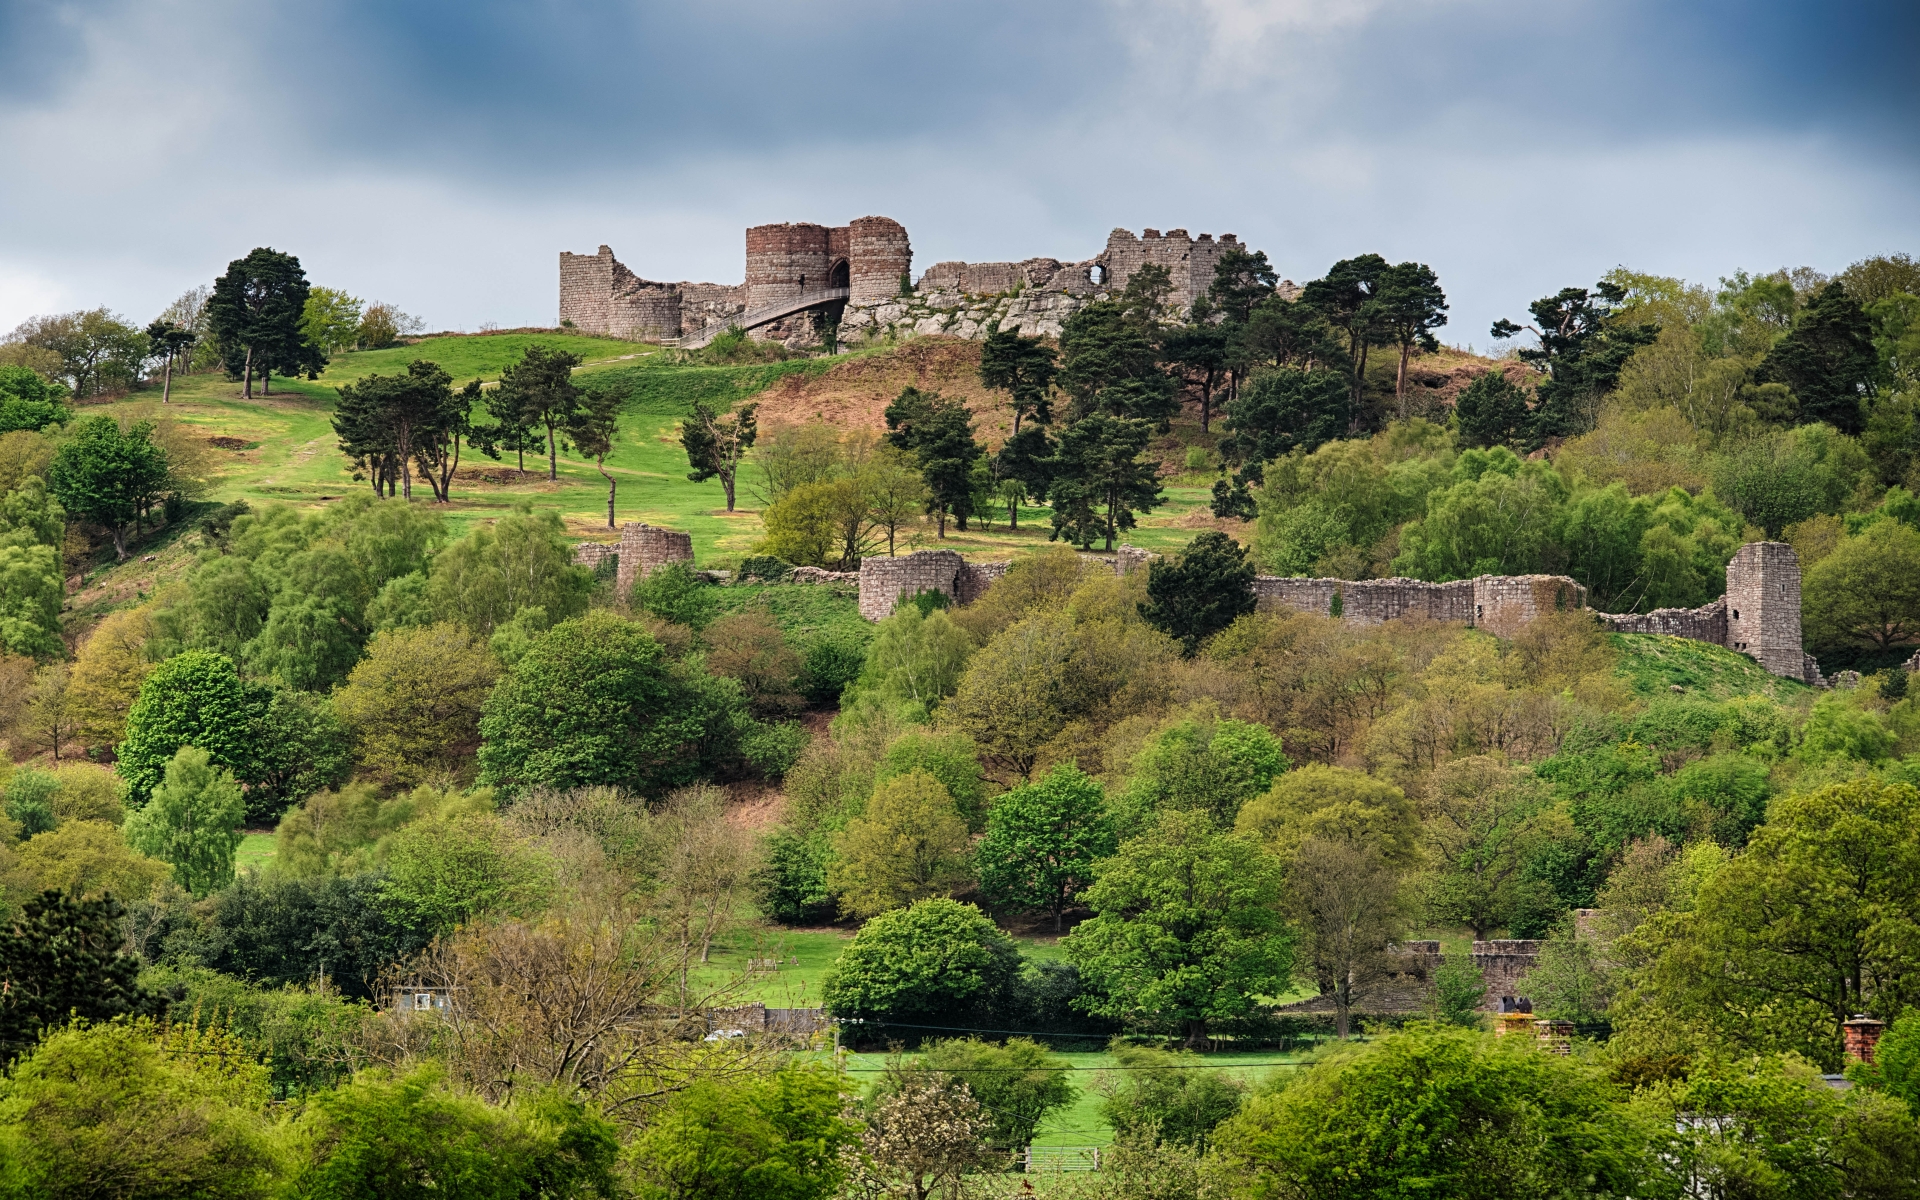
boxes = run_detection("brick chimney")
[1844,1015,1886,1064]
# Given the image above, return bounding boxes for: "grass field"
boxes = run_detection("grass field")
[1611,632,1814,702]
[235,831,277,873]
[835,1047,1306,1146]
[68,332,1236,615]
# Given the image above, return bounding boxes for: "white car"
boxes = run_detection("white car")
[703,1028,747,1042]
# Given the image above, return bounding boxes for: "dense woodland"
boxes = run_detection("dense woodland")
[0,245,1913,1195]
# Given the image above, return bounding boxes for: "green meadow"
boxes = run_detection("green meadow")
[81,331,1230,583]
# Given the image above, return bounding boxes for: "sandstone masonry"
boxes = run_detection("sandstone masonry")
[561,220,1290,349]
[850,542,1815,684]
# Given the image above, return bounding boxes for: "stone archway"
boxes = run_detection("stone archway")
[828,258,850,289]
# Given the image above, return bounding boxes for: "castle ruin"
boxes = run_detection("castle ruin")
[560,219,1283,349]
[853,541,1820,685]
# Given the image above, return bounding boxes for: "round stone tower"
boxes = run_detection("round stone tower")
[848,216,912,305]
[745,223,833,311]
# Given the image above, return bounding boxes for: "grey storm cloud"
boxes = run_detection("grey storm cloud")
[0,0,1915,339]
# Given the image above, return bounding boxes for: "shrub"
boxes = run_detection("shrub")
[820,898,1021,1034]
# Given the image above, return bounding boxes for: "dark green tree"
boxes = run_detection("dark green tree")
[1237,295,1347,373]
[1140,531,1258,655]
[1376,261,1449,409]
[992,425,1054,531]
[974,764,1116,931]
[46,414,170,560]
[978,326,1058,436]
[1045,413,1162,551]
[142,318,196,405]
[1491,281,1657,441]
[681,398,758,512]
[495,344,585,481]
[1301,254,1391,426]
[1760,280,1881,434]
[206,247,320,399]
[477,610,720,795]
[565,385,622,528]
[1207,246,1279,325]
[1057,302,1177,427]
[1162,322,1229,432]
[0,891,153,1058]
[1216,366,1350,487]
[412,378,477,504]
[331,359,456,501]
[176,871,433,1001]
[884,387,982,537]
[1100,1043,1247,1152]
[1453,369,1533,448]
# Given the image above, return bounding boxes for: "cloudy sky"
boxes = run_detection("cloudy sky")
[2,0,1915,344]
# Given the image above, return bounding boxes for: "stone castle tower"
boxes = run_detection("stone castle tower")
[559,216,910,342]
[1724,541,1806,679]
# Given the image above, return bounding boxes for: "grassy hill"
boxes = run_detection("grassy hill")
[1611,632,1815,702]
[70,331,1242,597]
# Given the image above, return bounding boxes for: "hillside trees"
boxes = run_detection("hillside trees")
[1140,531,1258,654]
[476,611,720,796]
[978,325,1057,436]
[975,764,1115,930]
[332,359,464,501]
[1301,254,1389,426]
[884,387,981,537]
[566,384,621,528]
[1375,261,1449,413]
[46,415,170,559]
[142,318,196,404]
[0,476,67,658]
[1065,811,1292,1047]
[121,745,246,897]
[207,247,322,398]
[1759,279,1880,434]
[495,344,585,481]
[681,398,757,512]
[1045,412,1162,550]
[1058,301,1178,427]
[1492,280,1657,441]
[820,898,1022,1030]
[8,308,147,398]
[0,892,152,1057]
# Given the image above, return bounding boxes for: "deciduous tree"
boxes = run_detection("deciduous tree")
[974,764,1115,930]
[333,622,499,787]
[681,398,757,512]
[46,414,170,559]
[1064,810,1292,1047]
[829,769,972,918]
[121,745,245,897]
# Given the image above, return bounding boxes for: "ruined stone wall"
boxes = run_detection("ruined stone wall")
[858,550,969,621]
[1600,596,1728,643]
[560,244,747,339]
[572,543,615,571]
[1472,576,1588,639]
[1473,940,1542,1010]
[559,247,616,332]
[1726,541,1809,680]
[917,258,1067,296]
[957,560,1012,605]
[677,282,748,336]
[1098,228,1237,316]
[613,523,693,600]
[848,216,911,305]
[746,223,834,313]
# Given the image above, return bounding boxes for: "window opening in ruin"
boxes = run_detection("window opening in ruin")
[1733,610,1740,620]
[1089,264,1107,285]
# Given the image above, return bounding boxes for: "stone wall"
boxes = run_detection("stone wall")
[1098,228,1233,316]
[858,550,969,621]
[612,523,693,600]
[1473,940,1543,1010]
[1725,541,1811,681]
[848,216,911,305]
[1599,596,1729,642]
[1472,575,1589,639]
[557,245,745,339]
[572,542,615,572]
[1251,574,1579,634]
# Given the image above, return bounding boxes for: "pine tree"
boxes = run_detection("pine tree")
[0,891,152,1057]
